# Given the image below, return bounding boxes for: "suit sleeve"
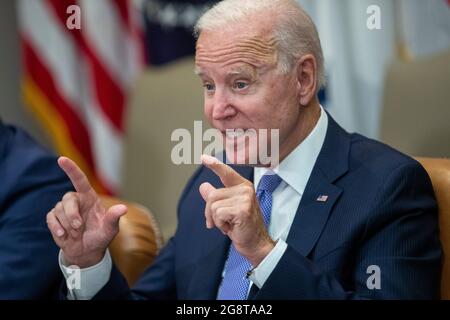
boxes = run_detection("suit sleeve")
[88,237,177,300]
[254,161,442,300]
[0,165,73,299]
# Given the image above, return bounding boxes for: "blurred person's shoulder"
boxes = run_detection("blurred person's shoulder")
[0,121,69,199]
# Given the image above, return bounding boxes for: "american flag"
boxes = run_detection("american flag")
[316,195,329,202]
[18,0,146,194]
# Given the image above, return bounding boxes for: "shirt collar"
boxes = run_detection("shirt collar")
[254,105,328,195]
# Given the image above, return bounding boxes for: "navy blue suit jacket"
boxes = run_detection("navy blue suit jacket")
[93,115,441,300]
[0,123,73,299]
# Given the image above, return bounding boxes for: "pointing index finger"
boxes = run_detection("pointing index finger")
[58,157,94,194]
[201,154,246,187]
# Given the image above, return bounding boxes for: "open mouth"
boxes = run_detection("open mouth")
[223,129,248,139]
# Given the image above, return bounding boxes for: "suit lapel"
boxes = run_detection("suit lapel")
[287,171,342,256]
[187,164,254,299]
[287,114,350,257]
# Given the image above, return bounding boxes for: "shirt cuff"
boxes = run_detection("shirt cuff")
[248,239,287,289]
[59,250,112,300]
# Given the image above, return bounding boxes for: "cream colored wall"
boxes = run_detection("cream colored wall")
[380,50,450,158]
[122,58,206,241]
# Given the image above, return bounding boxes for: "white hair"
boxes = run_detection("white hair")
[194,0,326,90]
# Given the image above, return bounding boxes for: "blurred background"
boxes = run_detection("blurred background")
[1,0,449,241]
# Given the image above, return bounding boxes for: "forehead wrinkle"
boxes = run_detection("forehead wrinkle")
[196,35,277,63]
[195,55,277,81]
[197,38,277,60]
[197,59,268,75]
[197,48,274,65]
[195,35,278,78]
[197,37,276,55]
[196,51,276,69]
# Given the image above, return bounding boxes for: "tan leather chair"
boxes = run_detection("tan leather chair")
[416,158,450,299]
[100,196,163,286]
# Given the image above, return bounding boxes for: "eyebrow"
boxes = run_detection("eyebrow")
[228,67,260,82]
[227,68,255,76]
[194,67,258,79]
[194,67,204,76]
[194,67,257,76]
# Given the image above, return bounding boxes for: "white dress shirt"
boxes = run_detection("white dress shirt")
[60,106,329,299]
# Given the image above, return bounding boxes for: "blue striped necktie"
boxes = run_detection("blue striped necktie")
[217,173,282,300]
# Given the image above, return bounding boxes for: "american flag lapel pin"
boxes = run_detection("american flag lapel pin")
[316,195,329,202]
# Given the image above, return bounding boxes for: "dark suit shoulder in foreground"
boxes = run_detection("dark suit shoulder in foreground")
[0,124,73,299]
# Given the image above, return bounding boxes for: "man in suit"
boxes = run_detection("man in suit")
[0,119,73,299]
[47,0,441,299]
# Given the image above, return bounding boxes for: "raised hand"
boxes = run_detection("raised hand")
[199,155,275,266]
[46,157,127,268]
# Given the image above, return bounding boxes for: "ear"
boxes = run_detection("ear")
[295,54,318,106]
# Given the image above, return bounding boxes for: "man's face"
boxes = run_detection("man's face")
[195,21,302,166]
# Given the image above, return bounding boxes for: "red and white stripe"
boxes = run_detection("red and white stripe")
[18,0,145,194]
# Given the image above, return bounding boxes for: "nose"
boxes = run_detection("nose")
[211,89,237,121]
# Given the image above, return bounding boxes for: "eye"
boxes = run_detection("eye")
[204,83,215,93]
[233,81,249,90]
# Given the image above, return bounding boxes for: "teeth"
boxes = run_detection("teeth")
[225,129,246,138]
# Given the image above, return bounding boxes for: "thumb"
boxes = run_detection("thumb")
[199,182,216,202]
[104,204,127,236]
